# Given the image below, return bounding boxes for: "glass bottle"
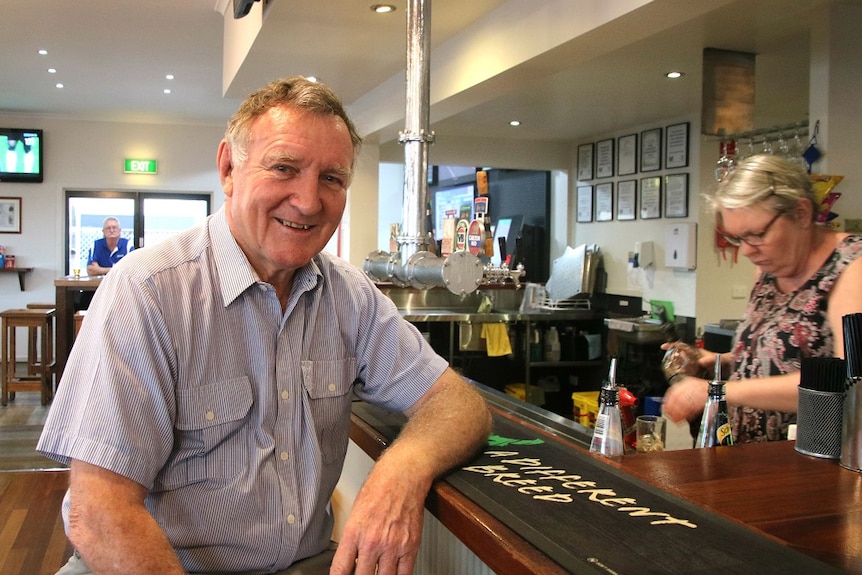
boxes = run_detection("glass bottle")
[590,358,625,457]
[695,354,734,448]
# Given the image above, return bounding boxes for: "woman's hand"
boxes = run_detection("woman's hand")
[662,376,708,423]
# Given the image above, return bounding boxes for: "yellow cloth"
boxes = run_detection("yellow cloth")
[481,323,512,357]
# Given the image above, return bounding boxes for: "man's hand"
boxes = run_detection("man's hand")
[330,369,491,575]
[330,453,429,575]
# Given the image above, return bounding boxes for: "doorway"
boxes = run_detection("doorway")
[65,190,211,275]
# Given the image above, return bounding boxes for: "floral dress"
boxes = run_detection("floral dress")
[729,235,862,443]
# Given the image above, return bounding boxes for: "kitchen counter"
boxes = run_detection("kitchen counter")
[350,384,856,573]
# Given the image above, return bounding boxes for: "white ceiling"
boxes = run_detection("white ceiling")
[0,0,826,151]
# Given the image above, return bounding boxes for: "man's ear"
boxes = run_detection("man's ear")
[217,140,234,197]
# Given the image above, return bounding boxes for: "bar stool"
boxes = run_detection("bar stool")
[1,308,55,406]
[26,302,56,377]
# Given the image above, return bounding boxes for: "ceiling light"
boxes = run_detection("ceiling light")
[371,4,396,13]
[306,76,318,83]
[509,120,521,127]
[56,83,64,89]
[166,74,174,80]
[163,89,172,94]
[38,49,48,56]
[48,68,57,74]
[666,71,684,79]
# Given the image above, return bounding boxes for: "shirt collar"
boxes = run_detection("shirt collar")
[209,206,323,307]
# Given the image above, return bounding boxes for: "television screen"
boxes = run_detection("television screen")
[433,184,474,240]
[0,128,43,183]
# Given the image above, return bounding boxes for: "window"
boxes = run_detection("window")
[66,190,211,274]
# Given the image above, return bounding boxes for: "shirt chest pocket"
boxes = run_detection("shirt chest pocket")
[171,376,254,483]
[301,359,357,464]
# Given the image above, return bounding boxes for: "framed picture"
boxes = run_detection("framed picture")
[617,180,637,221]
[595,182,614,222]
[664,173,689,218]
[640,128,662,172]
[665,122,690,169]
[0,197,22,234]
[640,176,662,219]
[577,143,594,181]
[576,185,593,222]
[617,133,638,176]
[595,138,615,179]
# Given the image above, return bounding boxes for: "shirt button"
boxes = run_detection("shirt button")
[205,411,215,421]
[328,383,336,392]
[280,451,289,461]
[287,514,296,525]
[281,390,290,400]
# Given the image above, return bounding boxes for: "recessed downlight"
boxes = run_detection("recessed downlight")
[666,71,684,79]
[509,120,521,127]
[371,4,396,13]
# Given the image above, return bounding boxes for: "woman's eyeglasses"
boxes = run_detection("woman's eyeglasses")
[718,211,782,247]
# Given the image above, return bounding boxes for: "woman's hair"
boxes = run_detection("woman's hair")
[710,154,818,222]
[224,76,363,166]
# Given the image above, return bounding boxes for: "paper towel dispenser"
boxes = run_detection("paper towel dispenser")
[665,223,697,270]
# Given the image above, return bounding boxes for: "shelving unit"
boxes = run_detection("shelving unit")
[0,267,34,291]
[404,310,607,419]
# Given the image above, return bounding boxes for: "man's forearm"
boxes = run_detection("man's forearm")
[388,369,492,481]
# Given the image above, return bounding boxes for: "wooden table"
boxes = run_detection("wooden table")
[54,275,102,380]
[0,470,72,575]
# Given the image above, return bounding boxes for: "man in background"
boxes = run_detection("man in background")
[86,216,132,276]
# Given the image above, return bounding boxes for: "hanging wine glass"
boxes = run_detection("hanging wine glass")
[788,127,808,171]
[778,132,790,158]
[760,135,774,155]
[736,136,751,162]
[715,139,736,182]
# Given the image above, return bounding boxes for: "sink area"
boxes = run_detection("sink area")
[605,316,666,332]
[606,316,673,344]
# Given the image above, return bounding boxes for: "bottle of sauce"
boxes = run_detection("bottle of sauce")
[695,355,734,447]
[544,326,561,362]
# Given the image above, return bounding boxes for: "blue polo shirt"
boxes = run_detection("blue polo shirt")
[88,237,132,268]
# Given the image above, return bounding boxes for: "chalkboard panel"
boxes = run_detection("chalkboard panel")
[351,401,839,574]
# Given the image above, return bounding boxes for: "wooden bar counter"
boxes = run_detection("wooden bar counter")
[351,385,859,573]
[617,440,862,572]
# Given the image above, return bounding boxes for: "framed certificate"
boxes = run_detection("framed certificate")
[640,128,662,172]
[616,180,637,221]
[664,173,689,218]
[595,138,615,179]
[577,143,594,181]
[640,176,662,219]
[595,182,614,222]
[617,134,638,176]
[0,197,22,233]
[665,122,690,169]
[576,185,593,222]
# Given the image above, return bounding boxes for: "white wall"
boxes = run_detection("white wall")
[0,114,225,311]
[570,115,701,319]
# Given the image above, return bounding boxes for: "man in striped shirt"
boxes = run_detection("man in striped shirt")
[39,77,492,575]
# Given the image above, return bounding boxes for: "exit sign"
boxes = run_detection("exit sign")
[124,158,158,174]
